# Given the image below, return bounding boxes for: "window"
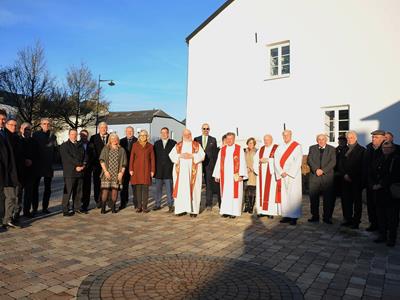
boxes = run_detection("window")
[267,41,290,79]
[323,105,350,143]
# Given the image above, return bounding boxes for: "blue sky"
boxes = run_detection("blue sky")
[0,0,226,121]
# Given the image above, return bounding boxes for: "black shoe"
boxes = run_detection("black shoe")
[5,221,19,229]
[63,212,72,217]
[119,203,126,210]
[267,215,274,219]
[23,211,33,218]
[387,240,396,247]
[229,216,236,219]
[280,217,291,223]
[374,237,386,243]
[366,225,378,232]
[290,219,297,226]
[308,217,320,223]
[96,202,102,209]
[152,206,161,211]
[341,221,352,227]
[101,203,106,214]
[168,206,174,213]
[350,223,359,229]
[190,214,197,218]
[323,219,333,225]
[42,209,50,214]
[79,208,88,214]
[221,214,229,218]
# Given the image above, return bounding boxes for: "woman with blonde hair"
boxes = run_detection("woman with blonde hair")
[244,137,257,213]
[99,133,127,213]
[130,129,155,213]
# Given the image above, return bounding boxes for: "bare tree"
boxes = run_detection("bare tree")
[50,63,109,129]
[0,41,53,123]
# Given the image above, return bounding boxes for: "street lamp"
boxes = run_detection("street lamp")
[95,75,115,134]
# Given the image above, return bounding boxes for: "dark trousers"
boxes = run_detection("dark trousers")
[341,180,363,224]
[81,169,92,210]
[376,190,400,241]
[62,177,83,213]
[0,187,16,224]
[309,179,335,220]
[154,178,173,207]
[93,166,102,203]
[120,172,137,208]
[22,181,34,215]
[32,176,52,211]
[204,167,221,207]
[135,184,149,210]
[366,188,378,227]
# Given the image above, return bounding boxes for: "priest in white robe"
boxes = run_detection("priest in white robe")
[253,134,281,218]
[212,132,247,218]
[169,129,205,217]
[274,130,303,225]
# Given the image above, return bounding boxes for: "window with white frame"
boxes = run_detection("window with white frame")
[323,105,350,143]
[268,41,290,78]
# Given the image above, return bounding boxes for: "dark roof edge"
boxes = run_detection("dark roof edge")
[185,0,235,44]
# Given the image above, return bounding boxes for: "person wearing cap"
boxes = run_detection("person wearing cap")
[363,130,386,232]
[338,131,365,229]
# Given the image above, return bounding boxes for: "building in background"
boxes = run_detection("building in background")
[185,0,400,149]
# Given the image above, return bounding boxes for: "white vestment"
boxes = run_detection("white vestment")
[253,145,281,216]
[274,141,303,218]
[212,144,248,216]
[169,141,205,215]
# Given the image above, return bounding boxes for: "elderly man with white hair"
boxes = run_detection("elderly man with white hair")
[169,129,205,217]
[337,130,365,229]
[253,134,280,218]
[274,130,303,225]
[307,133,336,224]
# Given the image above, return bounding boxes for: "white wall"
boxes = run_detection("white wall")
[186,0,400,150]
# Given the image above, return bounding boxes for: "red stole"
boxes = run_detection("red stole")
[276,141,299,203]
[172,141,200,200]
[258,144,278,210]
[220,144,241,199]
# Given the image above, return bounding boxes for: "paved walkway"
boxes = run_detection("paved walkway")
[0,176,400,299]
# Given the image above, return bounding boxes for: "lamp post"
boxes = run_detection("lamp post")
[95,74,115,134]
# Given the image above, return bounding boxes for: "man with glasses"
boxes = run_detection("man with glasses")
[32,118,58,215]
[195,123,218,211]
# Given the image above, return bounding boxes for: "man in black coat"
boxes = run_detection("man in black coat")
[194,123,218,210]
[307,134,337,224]
[153,127,176,212]
[79,129,95,212]
[89,122,109,207]
[119,126,138,210]
[385,131,400,155]
[32,118,58,215]
[60,129,86,216]
[338,131,365,229]
[0,109,19,230]
[364,130,386,231]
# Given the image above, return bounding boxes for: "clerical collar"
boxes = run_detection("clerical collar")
[319,146,326,150]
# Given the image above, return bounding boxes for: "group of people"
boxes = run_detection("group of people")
[1,108,399,246]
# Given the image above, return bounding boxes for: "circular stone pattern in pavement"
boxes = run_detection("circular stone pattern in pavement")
[77,255,303,300]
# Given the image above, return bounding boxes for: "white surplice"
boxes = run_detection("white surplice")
[212,144,248,217]
[169,141,205,215]
[274,141,303,219]
[253,145,281,216]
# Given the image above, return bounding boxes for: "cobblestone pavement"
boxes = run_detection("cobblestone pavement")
[1,173,400,299]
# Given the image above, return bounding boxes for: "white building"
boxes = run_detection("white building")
[106,109,185,143]
[185,0,400,150]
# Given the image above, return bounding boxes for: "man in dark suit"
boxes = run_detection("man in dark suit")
[89,122,109,208]
[79,129,94,213]
[364,130,386,231]
[194,123,218,210]
[307,133,337,224]
[338,131,365,229]
[153,127,176,212]
[32,118,58,215]
[60,129,86,216]
[119,126,138,210]
[0,109,19,230]
[385,132,400,155]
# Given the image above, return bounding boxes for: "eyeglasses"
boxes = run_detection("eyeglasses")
[202,128,210,131]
